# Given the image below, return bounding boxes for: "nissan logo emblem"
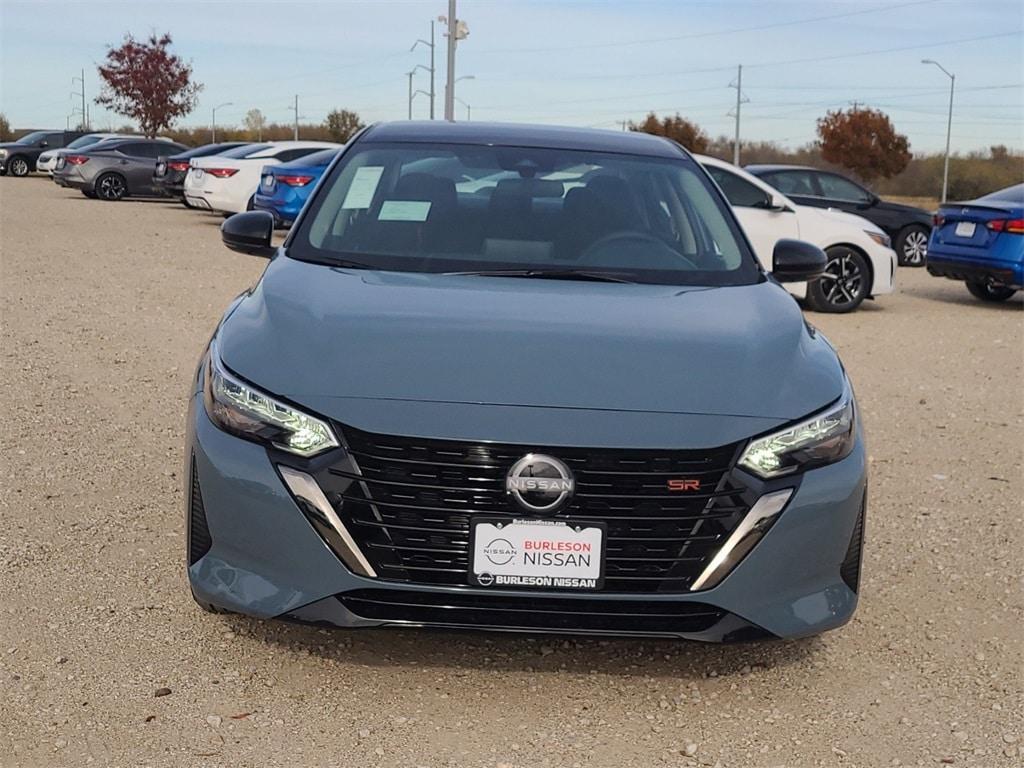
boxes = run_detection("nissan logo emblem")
[505,453,575,514]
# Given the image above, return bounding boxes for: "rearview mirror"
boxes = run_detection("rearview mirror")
[771,239,827,282]
[221,211,276,258]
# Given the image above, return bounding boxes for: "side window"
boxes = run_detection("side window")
[275,147,318,163]
[816,173,872,202]
[43,132,63,147]
[764,171,816,196]
[705,166,770,208]
[121,143,161,158]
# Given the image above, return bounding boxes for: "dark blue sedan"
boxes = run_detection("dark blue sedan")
[926,184,1024,302]
[253,148,340,227]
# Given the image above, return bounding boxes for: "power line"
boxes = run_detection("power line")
[485,0,937,53]
[477,30,1022,83]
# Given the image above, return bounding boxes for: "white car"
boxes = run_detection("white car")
[38,133,163,174]
[184,141,341,215]
[698,155,896,313]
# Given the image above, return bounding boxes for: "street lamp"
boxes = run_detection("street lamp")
[406,65,432,120]
[922,59,955,203]
[452,76,474,122]
[211,102,232,143]
[410,22,436,119]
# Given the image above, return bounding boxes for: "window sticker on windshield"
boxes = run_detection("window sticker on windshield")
[341,166,384,209]
[378,200,432,222]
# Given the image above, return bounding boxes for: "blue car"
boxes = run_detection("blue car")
[253,148,340,227]
[926,184,1024,302]
[188,122,867,642]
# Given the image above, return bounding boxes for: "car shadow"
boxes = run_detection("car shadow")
[221,612,821,680]
[907,283,1024,309]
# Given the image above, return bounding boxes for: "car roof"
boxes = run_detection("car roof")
[361,121,688,160]
[744,164,820,173]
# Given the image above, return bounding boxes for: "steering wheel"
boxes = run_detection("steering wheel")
[579,230,700,271]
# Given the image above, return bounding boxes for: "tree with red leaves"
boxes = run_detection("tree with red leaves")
[630,112,709,153]
[817,107,911,182]
[95,33,202,137]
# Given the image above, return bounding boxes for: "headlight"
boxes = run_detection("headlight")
[203,341,339,457]
[0,149,7,158]
[865,230,891,248]
[738,385,856,478]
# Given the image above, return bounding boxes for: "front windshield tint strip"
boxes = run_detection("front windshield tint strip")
[292,142,760,287]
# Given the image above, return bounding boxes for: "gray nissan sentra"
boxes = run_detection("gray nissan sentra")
[186,121,866,642]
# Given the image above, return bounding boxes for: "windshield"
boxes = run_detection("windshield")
[16,131,49,145]
[218,143,268,159]
[291,142,759,286]
[65,135,108,150]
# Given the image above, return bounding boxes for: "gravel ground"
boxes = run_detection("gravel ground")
[1,178,1021,768]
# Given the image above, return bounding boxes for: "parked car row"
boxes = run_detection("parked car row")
[8,126,1017,307]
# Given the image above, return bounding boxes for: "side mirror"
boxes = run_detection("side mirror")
[856,194,878,210]
[767,194,790,212]
[771,239,827,282]
[39,141,48,148]
[221,211,276,258]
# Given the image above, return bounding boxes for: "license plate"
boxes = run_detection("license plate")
[470,517,605,590]
[955,221,976,237]
[155,163,166,176]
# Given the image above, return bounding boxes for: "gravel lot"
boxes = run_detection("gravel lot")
[1,178,1021,768]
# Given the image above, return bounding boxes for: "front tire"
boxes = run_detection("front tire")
[8,156,30,177]
[805,246,871,313]
[965,280,1017,302]
[96,172,127,201]
[896,225,929,267]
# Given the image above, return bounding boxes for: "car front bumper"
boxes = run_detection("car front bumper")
[186,389,867,642]
[927,253,1023,290]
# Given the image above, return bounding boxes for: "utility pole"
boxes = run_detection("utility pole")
[728,65,748,166]
[407,71,415,120]
[922,59,955,203]
[292,95,300,140]
[440,1,469,121]
[72,69,88,130]
[411,22,436,119]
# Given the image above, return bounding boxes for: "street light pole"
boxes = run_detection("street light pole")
[211,102,232,143]
[922,59,955,203]
[411,23,436,119]
[452,75,474,123]
[455,97,471,121]
[407,71,415,120]
[440,1,468,121]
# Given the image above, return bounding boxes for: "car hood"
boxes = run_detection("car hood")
[218,256,845,423]
[805,205,882,234]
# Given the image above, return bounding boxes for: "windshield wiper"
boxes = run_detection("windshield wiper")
[445,268,637,284]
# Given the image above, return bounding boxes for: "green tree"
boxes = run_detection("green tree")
[817,107,910,182]
[629,112,709,153]
[95,33,202,137]
[324,109,364,143]
[0,113,11,141]
[243,108,267,140]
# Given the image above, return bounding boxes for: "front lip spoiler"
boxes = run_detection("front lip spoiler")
[278,594,777,643]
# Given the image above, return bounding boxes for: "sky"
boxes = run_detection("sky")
[1,0,1022,154]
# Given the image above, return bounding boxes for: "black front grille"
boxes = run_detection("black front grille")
[339,589,726,634]
[314,427,748,593]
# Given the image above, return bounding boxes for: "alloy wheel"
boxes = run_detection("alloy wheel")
[818,250,866,310]
[902,229,928,266]
[98,174,126,201]
[9,157,29,177]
